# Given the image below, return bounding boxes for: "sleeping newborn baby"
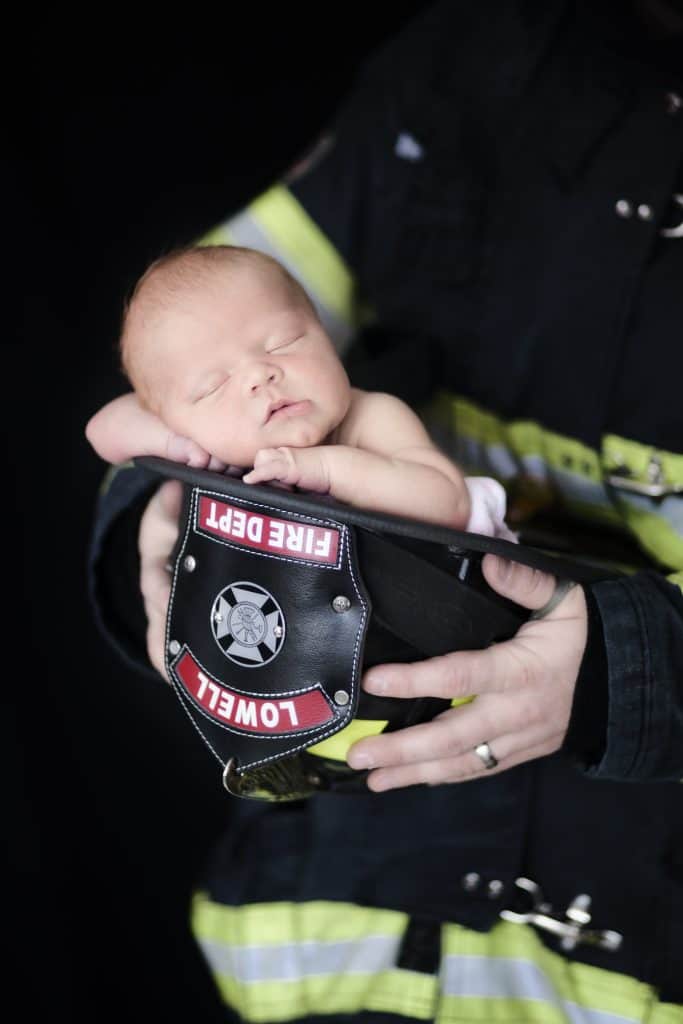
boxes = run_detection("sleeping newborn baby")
[86,244,514,538]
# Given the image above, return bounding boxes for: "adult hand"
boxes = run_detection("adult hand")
[346,554,588,790]
[138,479,183,680]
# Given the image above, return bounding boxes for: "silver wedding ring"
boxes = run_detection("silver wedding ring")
[528,578,577,620]
[474,741,498,770]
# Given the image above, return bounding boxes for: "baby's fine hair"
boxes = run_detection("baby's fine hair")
[119,244,317,383]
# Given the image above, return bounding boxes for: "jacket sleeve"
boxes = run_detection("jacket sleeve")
[563,571,683,782]
[575,572,683,782]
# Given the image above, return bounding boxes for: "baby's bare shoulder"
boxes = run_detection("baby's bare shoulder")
[338,389,417,449]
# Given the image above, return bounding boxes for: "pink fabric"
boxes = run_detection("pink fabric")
[465,477,518,542]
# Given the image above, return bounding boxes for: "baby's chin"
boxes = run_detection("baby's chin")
[264,419,330,451]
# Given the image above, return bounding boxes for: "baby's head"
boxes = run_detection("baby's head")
[120,245,351,466]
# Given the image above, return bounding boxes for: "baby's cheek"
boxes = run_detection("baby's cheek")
[211,423,262,468]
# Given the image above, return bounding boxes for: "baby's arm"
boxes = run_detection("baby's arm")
[85,393,225,470]
[243,392,472,529]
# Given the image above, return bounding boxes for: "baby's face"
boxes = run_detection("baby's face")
[133,266,351,466]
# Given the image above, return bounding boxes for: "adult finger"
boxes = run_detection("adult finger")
[348,695,501,770]
[363,640,521,702]
[139,480,182,680]
[365,730,565,792]
[348,682,560,771]
[146,605,170,681]
[481,554,557,612]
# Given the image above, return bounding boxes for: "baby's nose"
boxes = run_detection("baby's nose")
[248,362,281,392]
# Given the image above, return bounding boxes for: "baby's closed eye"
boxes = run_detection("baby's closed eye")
[268,335,304,353]
[195,377,229,402]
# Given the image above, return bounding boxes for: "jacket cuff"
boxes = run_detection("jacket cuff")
[582,573,683,781]
[561,584,608,769]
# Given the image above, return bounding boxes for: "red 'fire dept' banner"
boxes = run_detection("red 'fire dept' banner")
[196,495,340,565]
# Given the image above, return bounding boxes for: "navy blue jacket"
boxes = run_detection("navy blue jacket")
[88,0,683,1000]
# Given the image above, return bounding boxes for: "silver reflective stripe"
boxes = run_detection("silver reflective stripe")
[441,956,641,1024]
[224,208,354,353]
[197,933,402,983]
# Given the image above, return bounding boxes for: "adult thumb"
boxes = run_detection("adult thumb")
[481,553,557,612]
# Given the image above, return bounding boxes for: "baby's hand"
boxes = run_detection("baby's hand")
[243,446,330,493]
[85,392,227,471]
[165,435,227,472]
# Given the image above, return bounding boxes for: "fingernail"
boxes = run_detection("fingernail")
[496,557,514,583]
[347,748,374,770]
[364,672,388,694]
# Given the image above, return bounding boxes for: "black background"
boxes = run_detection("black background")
[14,7,427,1019]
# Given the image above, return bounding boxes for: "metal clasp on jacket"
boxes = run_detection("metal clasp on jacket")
[606,454,683,498]
[660,193,683,239]
[500,877,622,952]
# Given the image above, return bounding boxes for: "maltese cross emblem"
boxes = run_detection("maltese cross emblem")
[211,581,285,667]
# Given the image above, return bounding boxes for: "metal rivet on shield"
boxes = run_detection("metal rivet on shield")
[183,555,196,572]
[273,625,283,638]
[332,595,351,613]
[334,690,350,706]
[168,640,181,656]
[213,612,223,623]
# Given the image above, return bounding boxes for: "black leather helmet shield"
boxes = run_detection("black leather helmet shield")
[136,457,618,801]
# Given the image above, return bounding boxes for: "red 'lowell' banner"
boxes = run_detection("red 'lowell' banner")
[196,495,340,566]
[175,649,336,734]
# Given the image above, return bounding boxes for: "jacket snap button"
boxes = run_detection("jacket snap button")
[615,199,633,218]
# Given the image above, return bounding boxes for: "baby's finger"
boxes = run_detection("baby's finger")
[253,448,281,466]
[243,466,274,485]
[244,458,287,484]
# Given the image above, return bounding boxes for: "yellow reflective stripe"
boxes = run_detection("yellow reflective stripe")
[192,897,434,1022]
[307,718,387,761]
[440,921,656,1022]
[609,496,683,569]
[191,897,677,1023]
[192,897,406,946]
[668,570,683,592]
[213,967,436,1023]
[603,434,683,486]
[602,434,683,569]
[248,185,357,326]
